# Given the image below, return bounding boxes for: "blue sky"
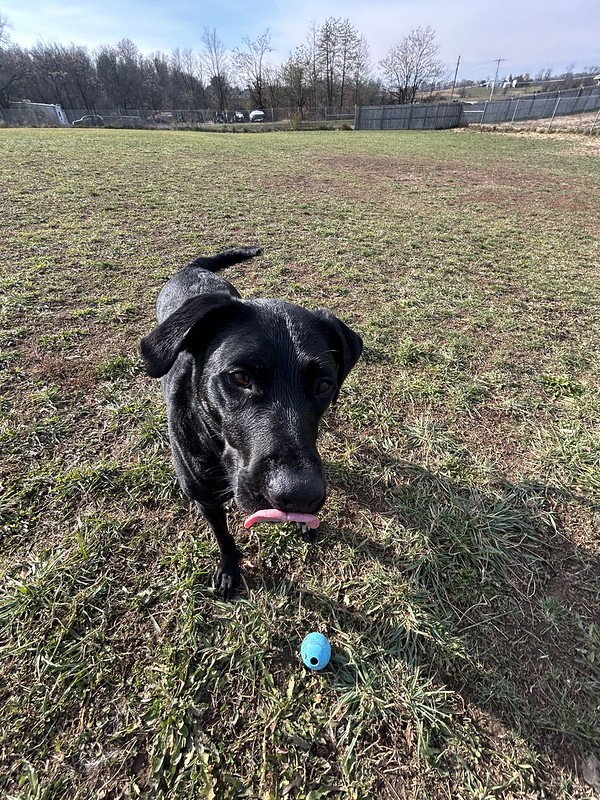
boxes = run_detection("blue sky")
[2,0,598,81]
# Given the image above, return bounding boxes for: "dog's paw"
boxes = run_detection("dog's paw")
[214,559,241,600]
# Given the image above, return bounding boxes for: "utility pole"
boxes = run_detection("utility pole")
[450,55,461,101]
[489,58,505,101]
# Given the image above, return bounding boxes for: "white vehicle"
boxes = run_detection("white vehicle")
[8,101,69,126]
[249,110,265,122]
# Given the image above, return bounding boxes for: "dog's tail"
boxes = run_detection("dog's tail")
[186,247,263,273]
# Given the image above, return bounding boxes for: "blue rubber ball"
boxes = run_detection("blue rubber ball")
[301,632,331,671]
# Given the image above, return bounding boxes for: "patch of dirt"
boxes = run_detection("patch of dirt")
[257,146,598,231]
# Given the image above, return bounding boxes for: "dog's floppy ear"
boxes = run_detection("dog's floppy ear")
[314,309,363,400]
[140,293,242,378]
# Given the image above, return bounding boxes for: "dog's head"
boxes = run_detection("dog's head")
[140,294,362,515]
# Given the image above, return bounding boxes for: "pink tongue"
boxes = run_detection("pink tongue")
[243,509,320,530]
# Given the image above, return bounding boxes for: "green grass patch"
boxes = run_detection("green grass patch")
[1,126,599,799]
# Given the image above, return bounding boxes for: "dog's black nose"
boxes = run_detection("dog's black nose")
[266,470,325,514]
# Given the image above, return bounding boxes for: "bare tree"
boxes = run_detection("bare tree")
[304,21,320,109]
[0,12,8,46]
[171,48,205,109]
[379,26,444,104]
[30,43,98,109]
[95,40,145,109]
[28,43,83,107]
[313,17,367,111]
[318,17,340,108]
[263,62,284,110]
[68,46,99,109]
[232,29,271,109]
[115,38,143,108]
[201,26,230,111]
[0,13,22,107]
[95,45,119,106]
[282,46,311,114]
[337,19,361,111]
[351,35,372,105]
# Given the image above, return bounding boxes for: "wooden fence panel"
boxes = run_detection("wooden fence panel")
[355,88,600,131]
[355,103,461,131]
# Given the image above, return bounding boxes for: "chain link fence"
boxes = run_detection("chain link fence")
[3,88,599,133]
[0,104,354,128]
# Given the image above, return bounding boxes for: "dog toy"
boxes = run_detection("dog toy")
[301,632,331,671]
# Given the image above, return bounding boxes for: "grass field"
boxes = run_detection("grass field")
[1,126,599,799]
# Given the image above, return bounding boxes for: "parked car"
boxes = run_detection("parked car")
[249,110,265,122]
[232,111,245,122]
[213,111,227,124]
[72,114,104,127]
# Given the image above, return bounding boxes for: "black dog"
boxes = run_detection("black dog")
[140,247,362,598]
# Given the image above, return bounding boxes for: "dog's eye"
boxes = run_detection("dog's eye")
[314,378,334,397]
[230,370,252,388]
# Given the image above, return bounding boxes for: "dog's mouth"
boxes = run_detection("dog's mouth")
[243,509,320,530]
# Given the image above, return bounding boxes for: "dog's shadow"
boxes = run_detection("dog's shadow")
[244,447,600,773]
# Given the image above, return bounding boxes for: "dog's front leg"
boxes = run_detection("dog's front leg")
[197,503,241,600]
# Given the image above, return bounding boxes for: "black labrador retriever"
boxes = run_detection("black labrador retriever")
[140,247,362,598]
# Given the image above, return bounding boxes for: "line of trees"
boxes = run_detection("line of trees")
[0,15,449,113]
[1,13,596,115]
